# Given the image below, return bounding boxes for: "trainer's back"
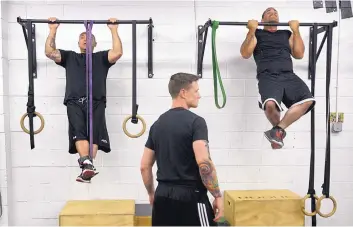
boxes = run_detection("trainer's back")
[147,107,207,192]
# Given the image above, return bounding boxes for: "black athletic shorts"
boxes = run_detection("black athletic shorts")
[257,71,315,114]
[66,98,110,154]
[152,183,217,226]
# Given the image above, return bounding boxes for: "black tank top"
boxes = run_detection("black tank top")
[253,29,293,74]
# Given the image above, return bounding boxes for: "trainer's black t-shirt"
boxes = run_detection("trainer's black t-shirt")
[55,49,115,105]
[253,29,293,74]
[145,107,208,192]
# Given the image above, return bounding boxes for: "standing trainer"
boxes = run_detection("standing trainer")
[140,73,224,226]
[45,17,123,183]
[240,7,315,149]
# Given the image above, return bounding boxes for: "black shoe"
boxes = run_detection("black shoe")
[81,159,96,180]
[264,126,286,149]
[76,172,91,183]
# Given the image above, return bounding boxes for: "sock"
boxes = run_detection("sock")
[274,125,284,130]
[78,155,90,166]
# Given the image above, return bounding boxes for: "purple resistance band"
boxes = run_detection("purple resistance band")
[84,20,93,160]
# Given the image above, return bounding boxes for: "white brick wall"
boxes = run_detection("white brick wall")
[1,0,352,225]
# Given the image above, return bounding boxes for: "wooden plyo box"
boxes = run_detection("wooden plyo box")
[135,216,152,226]
[59,199,135,226]
[224,189,305,226]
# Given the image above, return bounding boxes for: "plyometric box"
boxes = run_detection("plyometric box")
[224,189,305,226]
[59,199,135,226]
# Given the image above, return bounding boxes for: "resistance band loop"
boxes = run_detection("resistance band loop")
[211,20,226,109]
[84,20,94,160]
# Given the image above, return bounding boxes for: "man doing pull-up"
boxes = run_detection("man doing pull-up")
[45,17,123,182]
[240,7,315,149]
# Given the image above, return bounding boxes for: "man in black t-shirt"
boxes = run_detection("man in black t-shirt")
[140,72,224,226]
[240,7,315,149]
[45,17,122,183]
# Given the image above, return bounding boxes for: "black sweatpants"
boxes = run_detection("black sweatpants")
[257,71,315,114]
[66,98,111,154]
[152,183,217,226]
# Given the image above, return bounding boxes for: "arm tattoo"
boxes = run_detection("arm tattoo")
[199,160,222,198]
[203,140,211,160]
[49,37,56,49]
[47,49,61,61]
[242,32,255,47]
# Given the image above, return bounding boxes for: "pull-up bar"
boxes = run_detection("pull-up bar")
[17,16,154,149]
[17,17,151,24]
[197,19,338,77]
[213,21,337,26]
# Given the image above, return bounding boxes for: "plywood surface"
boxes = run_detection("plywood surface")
[60,199,135,216]
[224,189,304,226]
[59,199,135,226]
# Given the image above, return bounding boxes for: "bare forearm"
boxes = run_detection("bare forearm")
[199,159,222,198]
[240,30,256,58]
[292,31,305,57]
[45,28,61,61]
[110,29,123,54]
[141,167,154,195]
[45,29,57,53]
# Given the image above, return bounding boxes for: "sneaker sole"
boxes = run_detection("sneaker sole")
[271,143,281,149]
[82,169,95,180]
[264,132,284,148]
[76,177,91,183]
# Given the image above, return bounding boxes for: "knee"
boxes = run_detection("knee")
[265,101,278,112]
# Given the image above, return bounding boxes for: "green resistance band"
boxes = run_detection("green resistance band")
[211,20,227,109]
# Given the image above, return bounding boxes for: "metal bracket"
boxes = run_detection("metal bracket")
[21,22,37,79]
[313,0,324,9]
[339,0,353,19]
[325,0,338,13]
[197,25,204,77]
[197,20,211,78]
[148,18,154,78]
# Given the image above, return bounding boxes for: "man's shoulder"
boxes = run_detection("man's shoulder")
[93,50,110,55]
[58,49,76,54]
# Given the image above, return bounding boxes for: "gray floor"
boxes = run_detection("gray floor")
[135,204,152,216]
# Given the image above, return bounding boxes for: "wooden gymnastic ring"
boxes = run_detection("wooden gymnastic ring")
[301,194,319,216]
[122,115,146,138]
[316,195,337,218]
[20,111,45,134]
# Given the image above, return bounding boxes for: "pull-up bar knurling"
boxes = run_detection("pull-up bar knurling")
[17,17,152,25]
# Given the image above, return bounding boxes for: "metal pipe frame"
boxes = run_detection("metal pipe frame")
[18,17,154,148]
[197,19,338,78]
[17,17,151,24]
[308,24,318,227]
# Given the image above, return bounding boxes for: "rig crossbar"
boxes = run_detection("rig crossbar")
[17,17,151,24]
[216,21,336,26]
[197,19,338,77]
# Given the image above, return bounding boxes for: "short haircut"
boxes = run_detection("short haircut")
[262,7,277,18]
[168,72,199,98]
[79,32,96,43]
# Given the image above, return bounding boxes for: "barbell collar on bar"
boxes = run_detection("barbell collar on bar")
[17,16,151,24]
